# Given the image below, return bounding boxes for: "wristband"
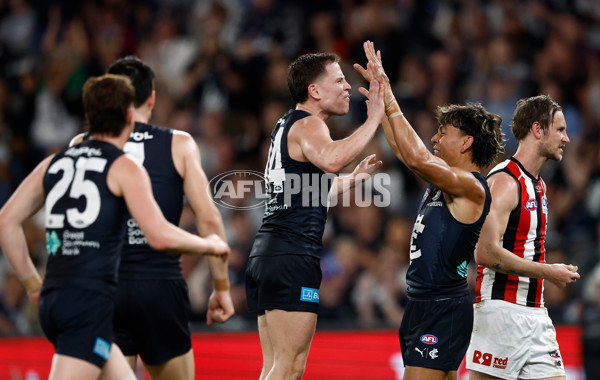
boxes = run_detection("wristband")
[213,278,230,291]
[385,101,401,117]
[21,272,42,294]
[388,111,403,119]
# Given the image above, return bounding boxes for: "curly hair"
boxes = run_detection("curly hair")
[436,103,506,168]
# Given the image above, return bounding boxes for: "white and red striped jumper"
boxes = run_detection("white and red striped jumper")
[475,157,548,308]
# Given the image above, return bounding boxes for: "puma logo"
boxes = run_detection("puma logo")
[415,347,426,357]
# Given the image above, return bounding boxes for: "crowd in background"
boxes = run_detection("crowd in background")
[1,0,600,351]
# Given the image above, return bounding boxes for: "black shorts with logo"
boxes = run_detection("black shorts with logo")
[399,293,473,371]
[113,278,192,365]
[39,287,115,368]
[245,254,322,314]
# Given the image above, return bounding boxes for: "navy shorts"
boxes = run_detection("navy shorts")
[245,254,322,314]
[39,288,115,368]
[113,278,192,365]
[399,294,473,371]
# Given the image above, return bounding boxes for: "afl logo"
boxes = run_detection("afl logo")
[525,198,537,211]
[209,170,267,210]
[420,334,438,345]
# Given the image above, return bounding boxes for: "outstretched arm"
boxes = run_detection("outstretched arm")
[474,173,580,287]
[0,156,54,309]
[355,41,483,202]
[173,131,234,325]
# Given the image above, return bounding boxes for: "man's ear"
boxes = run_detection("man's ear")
[461,135,474,153]
[307,83,320,101]
[147,90,156,111]
[532,121,544,139]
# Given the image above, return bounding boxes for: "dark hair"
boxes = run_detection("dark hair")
[107,56,154,107]
[82,74,134,137]
[287,53,340,104]
[511,95,562,141]
[437,103,505,168]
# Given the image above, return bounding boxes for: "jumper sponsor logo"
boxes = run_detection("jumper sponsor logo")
[126,219,147,245]
[61,230,100,255]
[46,231,62,256]
[427,190,443,207]
[300,287,319,303]
[209,171,391,210]
[525,198,537,211]
[472,350,508,369]
[64,146,102,157]
[420,334,438,345]
[130,131,154,141]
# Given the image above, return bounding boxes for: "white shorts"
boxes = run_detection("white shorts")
[466,300,565,379]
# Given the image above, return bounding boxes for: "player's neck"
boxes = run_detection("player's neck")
[513,145,545,178]
[132,107,150,124]
[296,102,330,121]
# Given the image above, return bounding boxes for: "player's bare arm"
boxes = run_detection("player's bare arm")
[356,41,485,223]
[107,154,228,257]
[287,79,385,173]
[0,156,54,309]
[172,131,234,324]
[474,172,580,287]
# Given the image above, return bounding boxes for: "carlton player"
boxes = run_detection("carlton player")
[355,41,505,380]
[0,75,227,380]
[71,56,233,380]
[468,95,580,380]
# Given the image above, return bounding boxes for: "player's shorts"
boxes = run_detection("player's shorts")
[113,278,192,365]
[399,293,472,371]
[246,254,322,314]
[466,299,566,379]
[39,287,115,368]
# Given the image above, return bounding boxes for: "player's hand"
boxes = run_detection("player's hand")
[354,41,394,105]
[364,79,385,124]
[206,234,230,260]
[352,154,383,181]
[206,290,235,326]
[28,289,40,311]
[547,263,580,288]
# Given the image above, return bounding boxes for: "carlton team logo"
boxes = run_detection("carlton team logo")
[420,334,438,345]
[524,198,538,211]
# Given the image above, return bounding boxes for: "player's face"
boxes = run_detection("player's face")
[431,124,466,165]
[314,62,351,116]
[540,110,569,162]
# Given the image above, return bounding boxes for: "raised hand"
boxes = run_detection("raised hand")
[354,41,395,106]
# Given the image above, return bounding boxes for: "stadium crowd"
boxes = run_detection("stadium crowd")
[0,1,600,367]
